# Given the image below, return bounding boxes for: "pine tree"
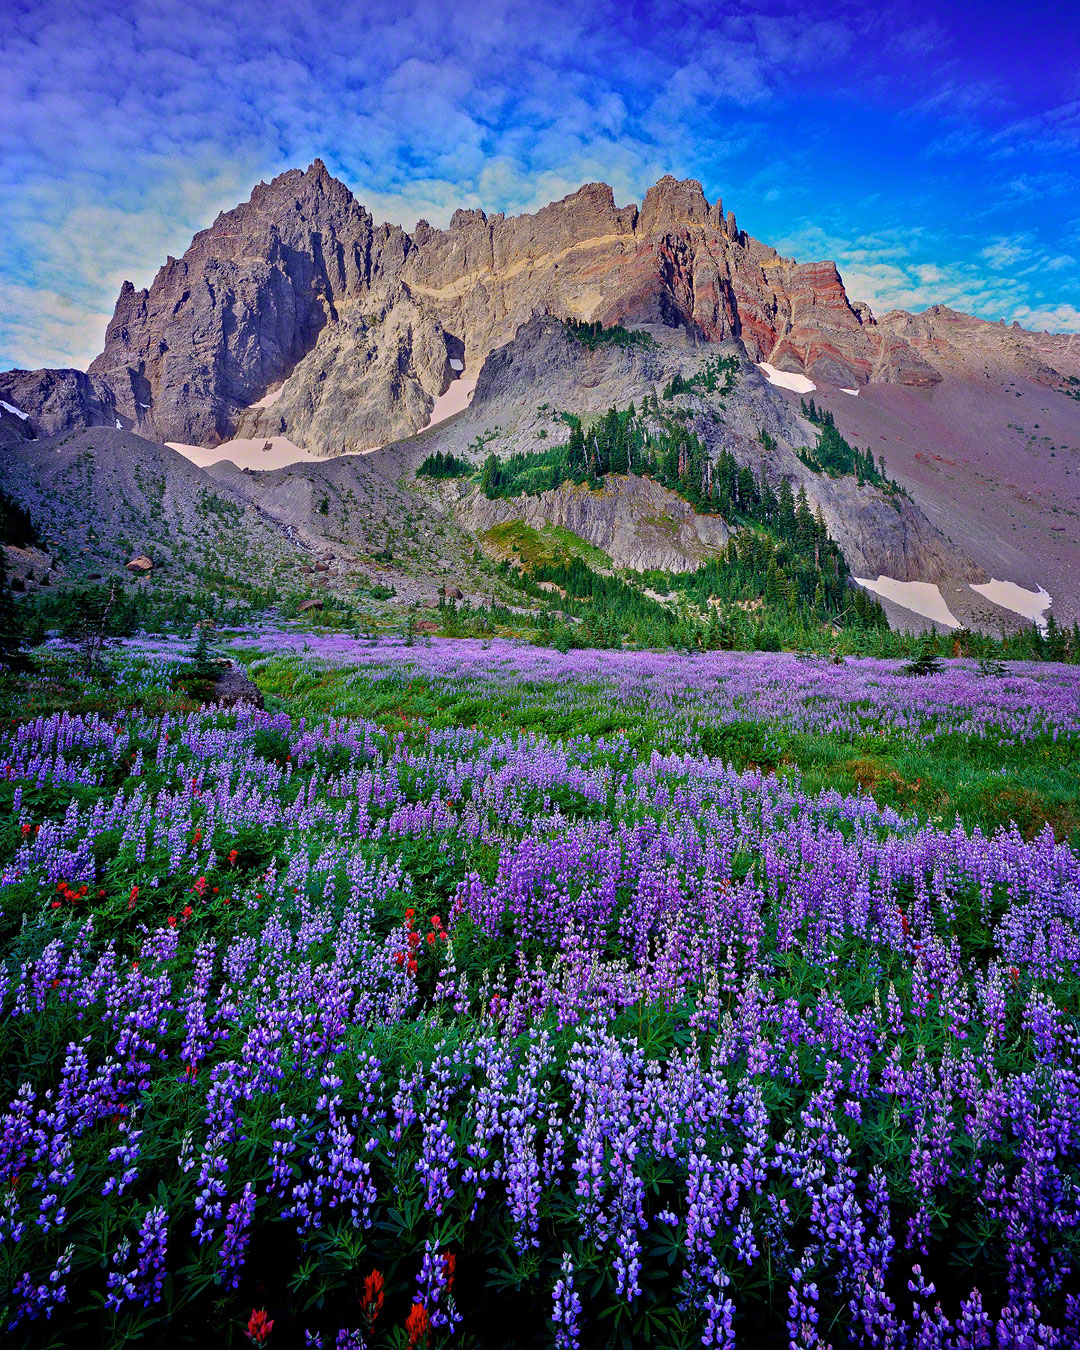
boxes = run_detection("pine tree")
[481,454,500,496]
[0,548,30,671]
[905,632,942,677]
[778,478,796,541]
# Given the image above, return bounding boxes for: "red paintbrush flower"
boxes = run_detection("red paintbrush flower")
[405,1303,429,1350]
[246,1308,274,1345]
[360,1268,384,1330]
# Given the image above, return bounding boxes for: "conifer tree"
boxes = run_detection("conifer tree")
[0,548,29,671]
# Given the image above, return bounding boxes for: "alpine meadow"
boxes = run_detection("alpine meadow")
[2,2,1080,1346]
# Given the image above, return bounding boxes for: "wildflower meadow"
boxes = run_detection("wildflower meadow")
[2,636,1079,1347]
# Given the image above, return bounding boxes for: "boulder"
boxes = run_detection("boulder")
[126,555,153,573]
[298,597,324,613]
[208,663,264,708]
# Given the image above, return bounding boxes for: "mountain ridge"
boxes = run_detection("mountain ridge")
[2,162,1077,630]
[5,161,1077,454]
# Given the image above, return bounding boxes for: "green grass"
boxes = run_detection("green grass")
[481,520,612,570]
[244,655,1080,843]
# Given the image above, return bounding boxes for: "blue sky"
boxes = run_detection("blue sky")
[1,0,1078,370]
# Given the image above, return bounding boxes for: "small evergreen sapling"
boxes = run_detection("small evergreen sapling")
[905,633,942,677]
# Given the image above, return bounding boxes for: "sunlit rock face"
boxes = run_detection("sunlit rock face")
[61,163,1077,457]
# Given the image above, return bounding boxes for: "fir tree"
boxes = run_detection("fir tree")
[905,633,942,677]
[0,548,30,671]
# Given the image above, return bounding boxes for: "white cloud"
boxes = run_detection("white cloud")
[1011,302,1080,333]
[773,215,1080,334]
[980,236,1033,269]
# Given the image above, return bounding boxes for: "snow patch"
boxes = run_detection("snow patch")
[758,362,816,394]
[1,399,28,420]
[449,358,464,372]
[840,388,859,396]
[115,419,122,429]
[971,579,1052,631]
[854,575,960,629]
[169,368,480,470]
[168,435,379,472]
[252,386,284,409]
[419,370,478,434]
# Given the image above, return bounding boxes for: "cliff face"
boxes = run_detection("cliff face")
[399,175,941,393]
[455,474,732,574]
[87,160,413,446]
[57,164,1076,453]
[4,163,1077,622]
[0,367,117,442]
[378,314,985,591]
[874,305,1080,383]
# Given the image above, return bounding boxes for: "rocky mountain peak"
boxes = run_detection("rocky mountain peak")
[638,175,716,233]
[5,163,1075,458]
[86,157,413,446]
[448,206,488,231]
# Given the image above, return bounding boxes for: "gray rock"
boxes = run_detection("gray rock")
[209,664,264,708]
[0,427,297,584]
[457,475,729,573]
[0,368,117,440]
[88,160,412,446]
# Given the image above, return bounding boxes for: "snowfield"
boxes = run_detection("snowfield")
[167,434,375,471]
[854,575,960,628]
[419,368,478,433]
[971,579,1053,631]
[757,361,817,394]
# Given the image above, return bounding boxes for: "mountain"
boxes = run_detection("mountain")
[0,426,295,586]
[2,162,1078,629]
[13,161,1078,453]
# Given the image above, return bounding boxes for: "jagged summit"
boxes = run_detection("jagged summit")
[3,164,1078,453]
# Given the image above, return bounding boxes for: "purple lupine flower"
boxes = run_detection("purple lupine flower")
[552,1250,582,1350]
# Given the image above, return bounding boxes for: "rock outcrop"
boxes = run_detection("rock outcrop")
[0,368,118,440]
[235,289,459,452]
[2,544,59,592]
[402,314,977,588]
[87,160,418,446]
[0,426,297,583]
[456,474,731,574]
[4,163,1077,624]
[208,663,265,708]
[874,305,1080,384]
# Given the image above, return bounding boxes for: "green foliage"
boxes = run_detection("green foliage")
[906,632,944,676]
[415,449,474,479]
[187,623,219,680]
[563,317,655,350]
[0,547,30,670]
[799,398,903,492]
[482,520,611,571]
[662,355,738,400]
[0,487,39,548]
[247,648,1080,841]
[372,528,394,563]
[195,487,244,522]
[25,582,140,643]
